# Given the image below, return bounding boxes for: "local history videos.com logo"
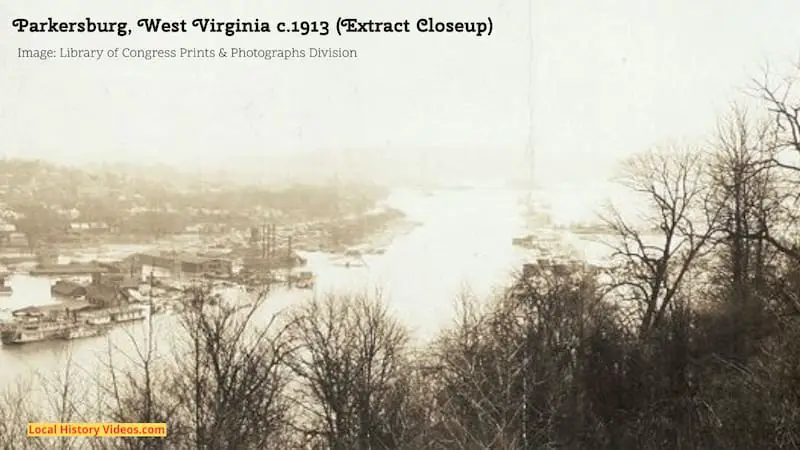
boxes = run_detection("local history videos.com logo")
[27,422,167,438]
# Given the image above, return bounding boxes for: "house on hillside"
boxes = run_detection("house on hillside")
[0,219,16,246]
[0,208,19,221]
[4,232,28,248]
[0,219,15,233]
[68,222,111,234]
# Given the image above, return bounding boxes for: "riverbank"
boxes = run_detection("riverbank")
[357,216,420,251]
[0,188,530,378]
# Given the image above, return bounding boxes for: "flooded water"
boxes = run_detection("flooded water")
[0,186,623,393]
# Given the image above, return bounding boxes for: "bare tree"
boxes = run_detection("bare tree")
[34,349,93,450]
[422,290,525,449]
[711,108,776,286]
[752,70,800,262]
[96,299,176,450]
[705,108,782,358]
[601,146,722,335]
[0,378,37,450]
[168,285,294,450]
[286,292,413,450]
[423,265,612,449]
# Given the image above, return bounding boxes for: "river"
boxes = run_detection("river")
[0,185,623,393]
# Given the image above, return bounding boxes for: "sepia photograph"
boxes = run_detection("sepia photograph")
[3,0,800,448]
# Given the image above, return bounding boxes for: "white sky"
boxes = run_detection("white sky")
[2,0,800,186]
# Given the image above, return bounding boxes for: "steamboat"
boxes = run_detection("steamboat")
[1,320,75,344]
[0,302,148,345]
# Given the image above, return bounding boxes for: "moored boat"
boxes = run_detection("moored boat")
[60,324,109,340]
[81,313,112,326]
[77,304,148,325]
[1,320,75,345]
[111,304,149,322]
[291,271,315,289]
[1,301,148,345]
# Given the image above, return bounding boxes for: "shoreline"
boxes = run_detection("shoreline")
[356,217,420,251]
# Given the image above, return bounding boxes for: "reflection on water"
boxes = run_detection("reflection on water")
[0,186,620,391]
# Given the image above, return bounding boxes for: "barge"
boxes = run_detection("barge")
[0,302,149,345]
[77,304,148,324]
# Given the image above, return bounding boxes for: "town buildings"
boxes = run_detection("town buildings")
[134,251,233,278]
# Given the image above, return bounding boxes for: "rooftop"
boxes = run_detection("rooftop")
[51,280,86,295]
[137,251,229,265]
[13,301,93,316]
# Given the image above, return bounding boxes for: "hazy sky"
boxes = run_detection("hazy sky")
[2,0,800,186]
